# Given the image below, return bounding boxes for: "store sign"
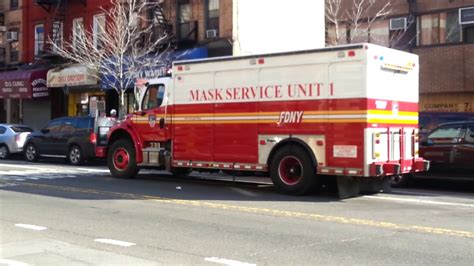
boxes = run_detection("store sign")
[0,69,49,99]
[31,78,49,98]
[47,65,98,88]
[422,103,472,112]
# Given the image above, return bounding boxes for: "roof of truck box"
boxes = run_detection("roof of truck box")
[173,44,366,66]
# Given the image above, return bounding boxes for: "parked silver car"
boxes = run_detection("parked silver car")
[0,124,34,159]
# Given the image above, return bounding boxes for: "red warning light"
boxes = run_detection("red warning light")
[258,58,265,64]
[348,51,356,57]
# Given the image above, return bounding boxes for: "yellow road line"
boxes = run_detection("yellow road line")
[4,181,473,239]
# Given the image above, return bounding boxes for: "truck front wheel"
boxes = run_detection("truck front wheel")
[108,139,139,179]
[270,145,318,195]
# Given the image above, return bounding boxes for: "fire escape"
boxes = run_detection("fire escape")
[35,0,86,57]
[151,1,177,51]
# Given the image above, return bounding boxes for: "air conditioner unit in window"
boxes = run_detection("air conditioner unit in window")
[459,7,474,25]
[0,26,6,32]
[6,31,18,41]
[389,17,407,30]
[206,29,218,39]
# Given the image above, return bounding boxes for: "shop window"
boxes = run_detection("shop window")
[9,40,19,62]
[419,11,461,45]
[76,94,106,117]
[10,0,18,9]
[206,0,219,36]
[127,92,135,114]
[34,24,44,57]
[93,14,106,49]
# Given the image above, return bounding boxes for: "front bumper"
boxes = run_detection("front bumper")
[7,143,23,154]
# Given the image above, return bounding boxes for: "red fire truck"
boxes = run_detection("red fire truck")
[99,43,429,198]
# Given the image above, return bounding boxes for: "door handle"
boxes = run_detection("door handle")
[159,118,165,129]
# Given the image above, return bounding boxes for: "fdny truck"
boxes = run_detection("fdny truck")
[100,43,429,198]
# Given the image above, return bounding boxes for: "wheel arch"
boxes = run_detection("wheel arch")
[108,129,135,148]
[108,128,143,163]
[267,137,318,169]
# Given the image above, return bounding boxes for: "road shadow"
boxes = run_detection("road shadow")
[2,159,472,203]
[1,160,342,202]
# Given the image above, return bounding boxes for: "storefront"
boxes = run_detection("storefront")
[47,64,105,117]
[0,69,51,130]
[419,92,474,134]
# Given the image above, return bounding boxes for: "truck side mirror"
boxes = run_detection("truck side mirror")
[159,118,165,129]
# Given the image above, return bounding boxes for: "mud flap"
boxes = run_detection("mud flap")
[337,176,391,199]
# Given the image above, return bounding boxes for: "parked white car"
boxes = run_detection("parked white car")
[0,124,34,159]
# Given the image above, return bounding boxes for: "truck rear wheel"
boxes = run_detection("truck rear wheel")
[270,145,318,195]
[108,139,138,179]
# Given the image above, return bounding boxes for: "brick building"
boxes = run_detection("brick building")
[0,0,23,123]
[326,0,474,129]
[161,0,233,56]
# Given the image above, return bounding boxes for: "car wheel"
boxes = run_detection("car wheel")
[69,145,84,166]
[24,143,38,162]
[107,139,139,179]
[0,144,9,159]
[270,145,318,195]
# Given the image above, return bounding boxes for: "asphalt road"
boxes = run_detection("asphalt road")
[1,159,473,265]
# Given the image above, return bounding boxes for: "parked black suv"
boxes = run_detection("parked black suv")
[24,116,98,165]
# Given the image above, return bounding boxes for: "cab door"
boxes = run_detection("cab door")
[37,119,63,155]
[421,123,463,165]
[453,122,474,169]
[135,83,168,144]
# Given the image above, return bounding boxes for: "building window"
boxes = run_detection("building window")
[93,14,106,49]
[465,27,474,43]
[72,18,83,49]
[178,0,192,39]
[0,13,4,26]
[52,21,63,52]
[34,24,44,57]
[10,0,19,9]
[419,11,461,46]
[10,40,19,62]
[0,47,5,65]
[206,0,219,31]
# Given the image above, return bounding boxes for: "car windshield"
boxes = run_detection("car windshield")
[10,126,34,133]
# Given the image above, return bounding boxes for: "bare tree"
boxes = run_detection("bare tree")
[326,0,401,47]
[50,0,172,117]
